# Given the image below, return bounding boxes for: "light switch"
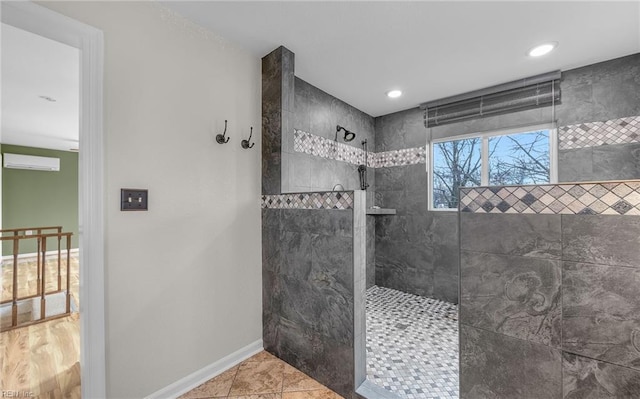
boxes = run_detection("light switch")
[121,189,148,211]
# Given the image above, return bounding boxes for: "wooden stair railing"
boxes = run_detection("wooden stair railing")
[0,226,74,332]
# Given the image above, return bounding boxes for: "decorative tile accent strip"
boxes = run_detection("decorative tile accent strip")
[558,115,640,150]
[261,191,354,210]
[293,129,425,168]
[372,147,427,168]
[460,181,640,215]
[294,130,366,165]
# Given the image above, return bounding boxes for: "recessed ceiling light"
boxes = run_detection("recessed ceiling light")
[527,42,558,57]
[387,90,402,98]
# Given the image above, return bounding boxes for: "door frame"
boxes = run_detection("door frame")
[1,2,106,397]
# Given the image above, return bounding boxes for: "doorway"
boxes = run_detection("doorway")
[1,2,105,397]
[1,21,81,396]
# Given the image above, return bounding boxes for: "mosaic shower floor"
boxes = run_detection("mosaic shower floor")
[366,286,459,399]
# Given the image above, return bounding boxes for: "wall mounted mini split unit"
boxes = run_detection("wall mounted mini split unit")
[3,153,60,171]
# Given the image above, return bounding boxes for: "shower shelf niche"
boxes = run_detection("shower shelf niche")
[366,208,396,215]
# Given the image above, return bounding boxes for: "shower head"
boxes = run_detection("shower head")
[336,125,356,142]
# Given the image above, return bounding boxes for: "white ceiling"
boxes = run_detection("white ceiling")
[1,23,79,152]
[1,2,637,152]
[163,1,640,117]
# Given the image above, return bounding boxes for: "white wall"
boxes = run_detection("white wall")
[39,2,262,397]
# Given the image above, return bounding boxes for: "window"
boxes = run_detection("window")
[429,126,556,210]
[432,137,481,209]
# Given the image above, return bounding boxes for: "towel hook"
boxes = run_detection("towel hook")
[216,120,230,144]
[241,127,255,149]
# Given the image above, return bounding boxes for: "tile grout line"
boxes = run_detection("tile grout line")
[225,362,242,398]
[280,358,285,398]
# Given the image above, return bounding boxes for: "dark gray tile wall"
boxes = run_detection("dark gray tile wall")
[460,251,562,347]
[460,213,562,259]
[563,353,640,398]
[460,324,562,399]
[562,215,640,268]
[459,212,640,398]
[375,107,425,152]
[262,208,356,398]
[366,215,375,288]
[371,54,639,305]
[557,53,640,182]
[563,261,640,370]
[556,53,640,127]
[285,77,375,194]
[262,46,294,195]
[400,54,640,184]
[281,75,377,292]
[374,108,458,303]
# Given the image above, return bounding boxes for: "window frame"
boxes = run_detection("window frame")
[428,123,558,211]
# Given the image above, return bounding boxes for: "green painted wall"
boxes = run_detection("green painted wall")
[2,145,79,255]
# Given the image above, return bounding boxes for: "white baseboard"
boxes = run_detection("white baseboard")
[146,339,264,399]
[2,248,79,261]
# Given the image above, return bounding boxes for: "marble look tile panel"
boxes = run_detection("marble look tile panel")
[460,325,562,399]
[262,47,294,195]
[262,192,354,210]
[558,115,640,150]
[562,215,640,268]
[556,53,640,127]
[262,207,355,398]
[558,147,594,183]
[280,209,353,238]
[431,213,459,304]
[562,353,640,398]
[366,216,376,289]
[460,213,562,259]
[460,251,562,347]
[460,181,640,215]
[374,107,426,152]
[563,262,640,370]
[374,215,435,298]
[559,143,640,184]
[591,142,640,181]
[373,203,458,303]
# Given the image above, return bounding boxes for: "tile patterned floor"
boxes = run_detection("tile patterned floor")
[366,286,459,399]
[180,351,343,399]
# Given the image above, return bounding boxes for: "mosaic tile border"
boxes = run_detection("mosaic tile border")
[374,147,427,168]
[294,129,425,168]
[558,115,640,150]
[294,130,367,166]
[261,191,354,210]
[460,181,640,215]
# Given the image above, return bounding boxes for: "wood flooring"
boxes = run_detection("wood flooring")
[0,253,80,398]
[1,252,79,305]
